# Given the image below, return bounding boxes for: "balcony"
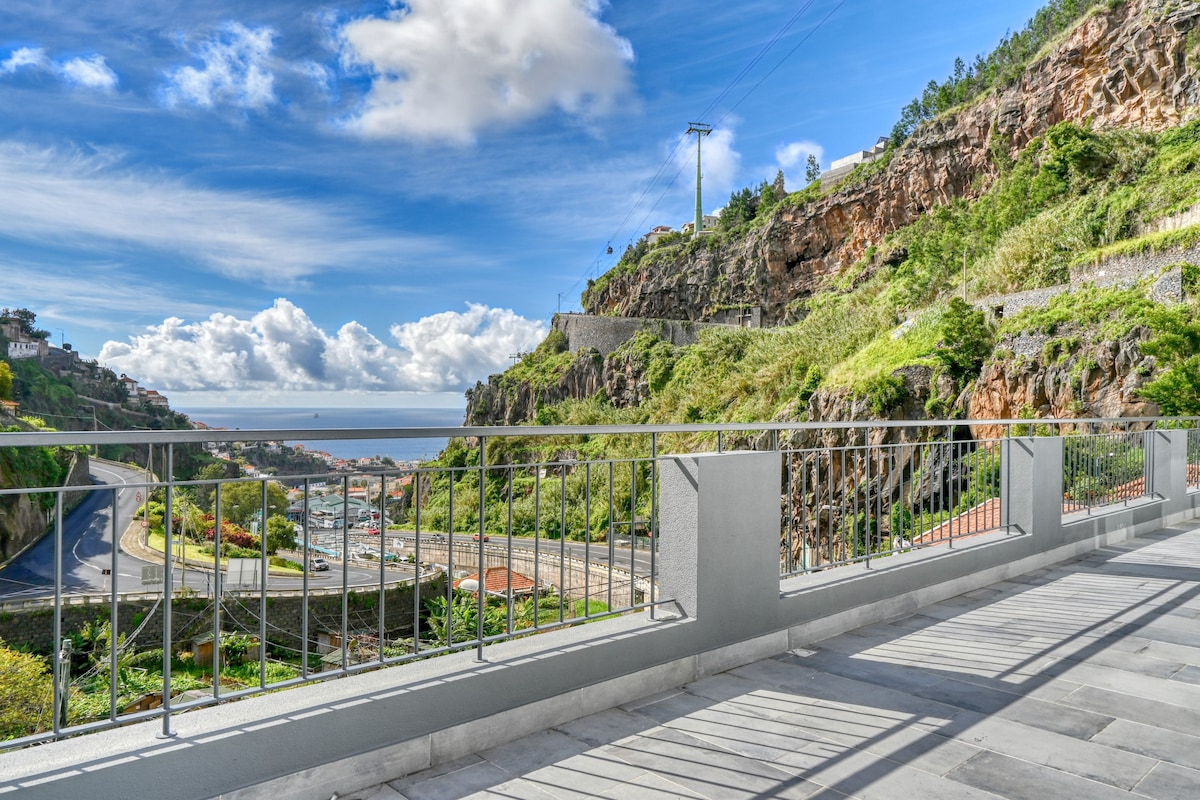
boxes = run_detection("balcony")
[1,418,1198,799]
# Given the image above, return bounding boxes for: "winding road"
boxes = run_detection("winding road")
[0,460,410,601]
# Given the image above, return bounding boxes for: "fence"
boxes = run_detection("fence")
[0,416,1196,754]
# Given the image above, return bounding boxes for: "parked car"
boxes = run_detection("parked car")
[309,557,330,572]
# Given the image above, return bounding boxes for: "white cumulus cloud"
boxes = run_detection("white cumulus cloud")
[1,47,48,73]
[60,55,119,91]
[776,140,824,171]
[162,22,277,109]
[338,0,633,142]
[1,46,117,92]
[98,299,548,393]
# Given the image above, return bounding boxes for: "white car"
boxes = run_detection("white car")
[309,557,330,572]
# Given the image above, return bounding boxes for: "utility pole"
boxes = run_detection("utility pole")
[687,122,712,236]
[963,249,969,302]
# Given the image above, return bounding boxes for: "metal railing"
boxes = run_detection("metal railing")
[1061,429,1153,515]
[0,415,1194,749]
[781,432,1007,575]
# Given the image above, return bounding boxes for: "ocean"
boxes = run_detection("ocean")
[178,406,466,463]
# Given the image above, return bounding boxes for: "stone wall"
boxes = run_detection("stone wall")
[425,541,645,605]
[1071,245,1197,294]
[0,579,437,655]
[552,313,731,358]
[977,247,1195,321]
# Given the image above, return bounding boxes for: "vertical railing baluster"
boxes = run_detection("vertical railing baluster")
[108,487,119,721]
[341,473,350,671]
[160,443,175,738]
[213,483,224,697]
[413,472,423,656]
[52,491,64,736]
[649,432,658,617]
[447,464,455,646]
[506,465,514,634]
[584,461,591,619]
[299,479,308,678]
[477,436,486,661]
[259,478,269,687]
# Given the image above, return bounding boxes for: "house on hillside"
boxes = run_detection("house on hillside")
[141,389,170,409]
[7,340,47,360]
[645,225,674,244]
[454,566,541,600]
[820,136,889,185]
[2,315,50,360]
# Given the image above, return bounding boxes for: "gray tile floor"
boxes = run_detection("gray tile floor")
[346,522,1200,799]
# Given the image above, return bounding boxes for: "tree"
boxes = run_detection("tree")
[424,591,507,646]
[265,514,296,555]
[0,639,53,740]
[0,307,49,340]
[806,154,821,184]
[772,168,786,196]
[934,297,993,385]
[720,187,755,231]
[219,480,289,526]
[0,361,12,402]
[1139,305,1200,415]
[192,461,241,513]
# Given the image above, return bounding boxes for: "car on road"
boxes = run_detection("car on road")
[309,557,330,572]
[472,533,489,542]
[367,527,381,536]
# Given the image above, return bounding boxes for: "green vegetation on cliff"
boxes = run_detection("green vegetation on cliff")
[489,118,1200,442]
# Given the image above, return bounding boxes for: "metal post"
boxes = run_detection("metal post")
[476,436,486,662]
[213,483,224,692]
[56,638,72,730]
[51,491,64,735]
[109,487,119,720]
[159,444,175,739]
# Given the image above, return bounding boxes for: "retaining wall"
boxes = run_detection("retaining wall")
[552,313,732,357]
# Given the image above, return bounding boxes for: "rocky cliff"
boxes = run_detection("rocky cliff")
[585,0,1200,324]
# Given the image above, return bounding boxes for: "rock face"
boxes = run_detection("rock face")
[464,341,674,426]
[465,350,605,426]
[968,326,1159,440]
[586,0,1200,324]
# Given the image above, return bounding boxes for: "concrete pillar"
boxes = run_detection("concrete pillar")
[1001,437,1063,540]
[1151,429,1188,520]
[658,451,781,639]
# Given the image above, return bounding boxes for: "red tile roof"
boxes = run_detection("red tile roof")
[455,566,537,595]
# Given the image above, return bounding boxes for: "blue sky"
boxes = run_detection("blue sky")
[0,0,1047,411]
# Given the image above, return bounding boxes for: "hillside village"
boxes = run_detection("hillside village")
[1,310,175,422]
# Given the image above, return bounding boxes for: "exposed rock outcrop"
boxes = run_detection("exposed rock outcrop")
[968,325,1159,439]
